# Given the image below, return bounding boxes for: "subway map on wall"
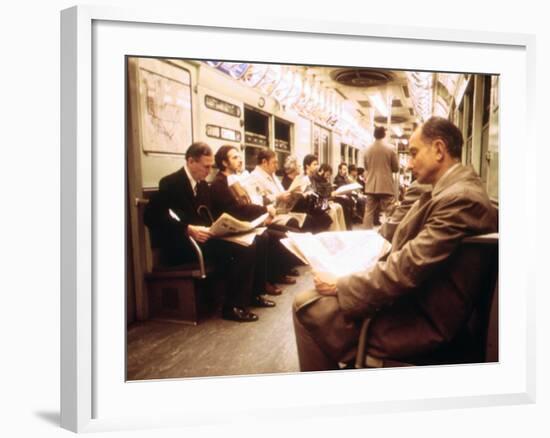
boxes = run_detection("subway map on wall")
[138,59,192,155]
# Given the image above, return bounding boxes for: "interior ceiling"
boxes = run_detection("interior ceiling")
[308,66,420,140]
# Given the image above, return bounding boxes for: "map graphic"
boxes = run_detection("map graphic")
[139,65,192,154]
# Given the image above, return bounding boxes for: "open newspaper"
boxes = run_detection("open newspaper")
[208,212,269,246]
[169,208,268,247]
[281,230,391,282]
[270,212,307,228]
[288,174,309,193]
[333,182,362,196]
[275,175,309,214]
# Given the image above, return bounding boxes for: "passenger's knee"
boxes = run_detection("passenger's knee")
[293,289,322,313]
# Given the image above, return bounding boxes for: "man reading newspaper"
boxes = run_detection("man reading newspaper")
[292,118,498,370]
[144,142,274,323]
[210,145,304,289]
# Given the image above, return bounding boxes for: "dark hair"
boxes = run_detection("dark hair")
[319,163,332,174]
[303,154,318,171]
[186,142,213,161]
[420,117,463,159]
[257,148,276,166]
[214,144,237,171]
[337,162,347,172]
[373,126,386,139]
[348,164,357,173]
[357,167,365,175]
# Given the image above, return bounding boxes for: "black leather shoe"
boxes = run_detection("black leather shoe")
[222,307,259,322]
[277,275,297,285]
[252,295,276,308]
[265,282,282,296]
[288,268,300,277]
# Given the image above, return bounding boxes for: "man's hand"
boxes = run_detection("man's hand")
[313,274,337,296]
[187,225,212,243]
[277,191,292,203]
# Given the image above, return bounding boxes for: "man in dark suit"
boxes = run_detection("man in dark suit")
[144,142,271,322]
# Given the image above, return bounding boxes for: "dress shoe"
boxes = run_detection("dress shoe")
[222,306,259,322]
[277,275,297,285]
[287,268,300,277]
[251,295,276,308]
[265,282,282,296]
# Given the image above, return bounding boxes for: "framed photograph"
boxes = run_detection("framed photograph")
[61,5,535,433]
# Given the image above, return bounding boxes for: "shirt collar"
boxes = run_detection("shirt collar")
[255,165,272,180]
[432,162,460,196]
[254,165,284,193]
[183,161,199,193]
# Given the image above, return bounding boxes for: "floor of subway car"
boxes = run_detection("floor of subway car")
[126,265,313,381]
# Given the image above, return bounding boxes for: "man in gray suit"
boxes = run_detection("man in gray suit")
[362,126,399,228]
[293,117,498,370]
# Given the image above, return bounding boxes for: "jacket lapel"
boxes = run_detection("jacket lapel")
[175,167,198,211]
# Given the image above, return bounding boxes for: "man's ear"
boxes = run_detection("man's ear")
[433,138,446,161]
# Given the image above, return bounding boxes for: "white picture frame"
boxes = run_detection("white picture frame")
[60,5,536,433]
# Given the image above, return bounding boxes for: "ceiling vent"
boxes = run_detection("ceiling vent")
[374,115,408,124]
[330,68,394,88]
[392,99,403,108]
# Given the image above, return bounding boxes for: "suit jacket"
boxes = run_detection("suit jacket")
[144,167,211,262]
[336,164,498,360]
[379,181,432,242]
[210,171,267,221]
[311,173,333,199]
[363,140,399,195]
[333,174,351,188]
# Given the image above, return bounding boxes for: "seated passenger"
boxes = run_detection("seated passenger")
[379,180,432,242]
[248,149,331,233]
[293,117,498,370]
[143,142,273,323]
[311,164,353,230]
[333,162,351,188]
[356,167,366,192]
[281,156,300,191]
[210,145,299,291]
[348,164,359,184]
[302,155,346,231]
[332,163,365,227]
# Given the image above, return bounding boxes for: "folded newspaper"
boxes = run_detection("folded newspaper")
[287,174,310,193]
[209,212,269,243]
[333,182,362,196]
[169,209,268,246]
[271,212,307,228]
[281,230,391,282]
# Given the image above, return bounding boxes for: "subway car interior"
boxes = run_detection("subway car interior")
[126,58,499,380]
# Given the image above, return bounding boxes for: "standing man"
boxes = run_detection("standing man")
[144,142,264,323]
[362,126,399,228]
